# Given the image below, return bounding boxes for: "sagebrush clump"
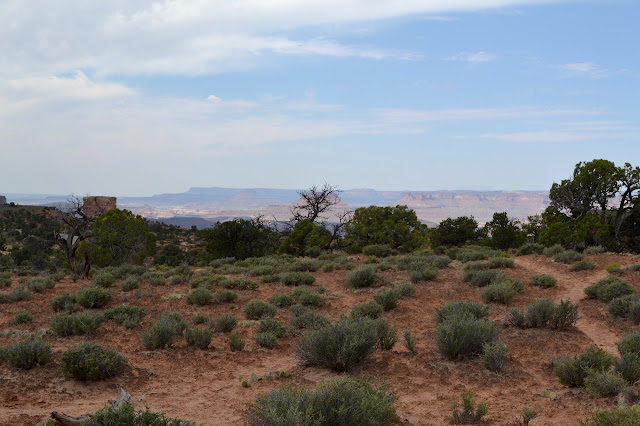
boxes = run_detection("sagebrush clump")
[247,376,397,426]
[347,265,380,288]
[59,343,127,381]
[141,313,187,349]
[297,316,380,371]
[6,339,52,370]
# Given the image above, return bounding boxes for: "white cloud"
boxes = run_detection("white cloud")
[480,130,601,142]
[7,71,135,100]
[553,62,625,79]
[0,1,567,77]
[446,51,496,63]
[373,106,599,123]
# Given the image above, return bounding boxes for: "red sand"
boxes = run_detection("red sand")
[1,253,639,425]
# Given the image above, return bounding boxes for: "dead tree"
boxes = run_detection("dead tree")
[290,183,342,223]
[54,195,93,279]
[326,209,353,249]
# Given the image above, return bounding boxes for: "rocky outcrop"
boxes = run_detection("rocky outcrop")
[83,196,117,218]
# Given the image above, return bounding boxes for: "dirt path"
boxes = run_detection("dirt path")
[515,256,618,354]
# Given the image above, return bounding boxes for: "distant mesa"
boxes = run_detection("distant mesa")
[0,195,6,205]
[83,196,117,218]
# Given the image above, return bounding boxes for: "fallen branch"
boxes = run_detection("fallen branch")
[50,388,132,425]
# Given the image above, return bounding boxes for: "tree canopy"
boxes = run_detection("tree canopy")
[429,216,483,248]
[542,159,640,251]
[344,205,428,252]
[196,217,276,260]
[78,209,156,268]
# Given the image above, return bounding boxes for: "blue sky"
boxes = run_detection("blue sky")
[1,0,638,196]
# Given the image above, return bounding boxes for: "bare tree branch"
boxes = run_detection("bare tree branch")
[290,183,342,223]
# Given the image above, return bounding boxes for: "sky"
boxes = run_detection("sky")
[1,0,639,196]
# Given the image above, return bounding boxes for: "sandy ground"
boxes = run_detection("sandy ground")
[1,253,639,425]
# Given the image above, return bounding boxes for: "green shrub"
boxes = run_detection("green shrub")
[580,403,640,426]
[463,261,490,271]
[258,318,287,338]
[393,281,415,298]
[75,286,112,308]
[403,329,417,354]
[585,276,634,302]
[374,289,399,311]
[88,404,195,425]
[186,287,213,306]
[25,276,55,293]
[185,326,213,349]
[146,273,166,286]
[488,257,514,269]
[362,244,393,257]
[192,313,208,324]
[229,330,245,351]
[347,265,380,288]
[584,370,626,397]
[0,272,11,288]
[120,276,141,292]
[141,313,187,349]
[260,274,281,283]
[291,286,324,307]
[553,346,615,387]
[516,243,544,256]
[373,318,398,350]
[615,353,640,384]
[584,245,605,255]
[524,298,556,328]
[12,310,33,324]
[481,278,522,304]
[92,269,116,288]
[59,343,127,381]
[6,339,52,369]
[269,293,294,308]
[297,316,380,371]
[569,260,595,272]
[543,244,565,257]
[246,376,397,426]
[450,391,487,424]
[103,305,146,328]
[281,271,316,286]
[287,259,323,272]
[531,274,556,288]
[616,332,640,358]
[408,265,438,282]
[189,275,216,289]
[463,270,503,287]
[243,300,277,320]
[481,341,508,372]
[554,250,584,264]
[221,277,258,290]
[290,306,330,331]
[51,292,77,312]
[606,262,624,274]
[550,299,580,329]
[216,289,237,303]
[215,314,237,332]
[608,295,640,318]
[351,301,384,319]
[112,263,148,278]
[435,314,497,359]
[435,301,489,324]
[305,246,322,258]
[0,285,31,303]
[256,332,279,348]
[51,311,104,336]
